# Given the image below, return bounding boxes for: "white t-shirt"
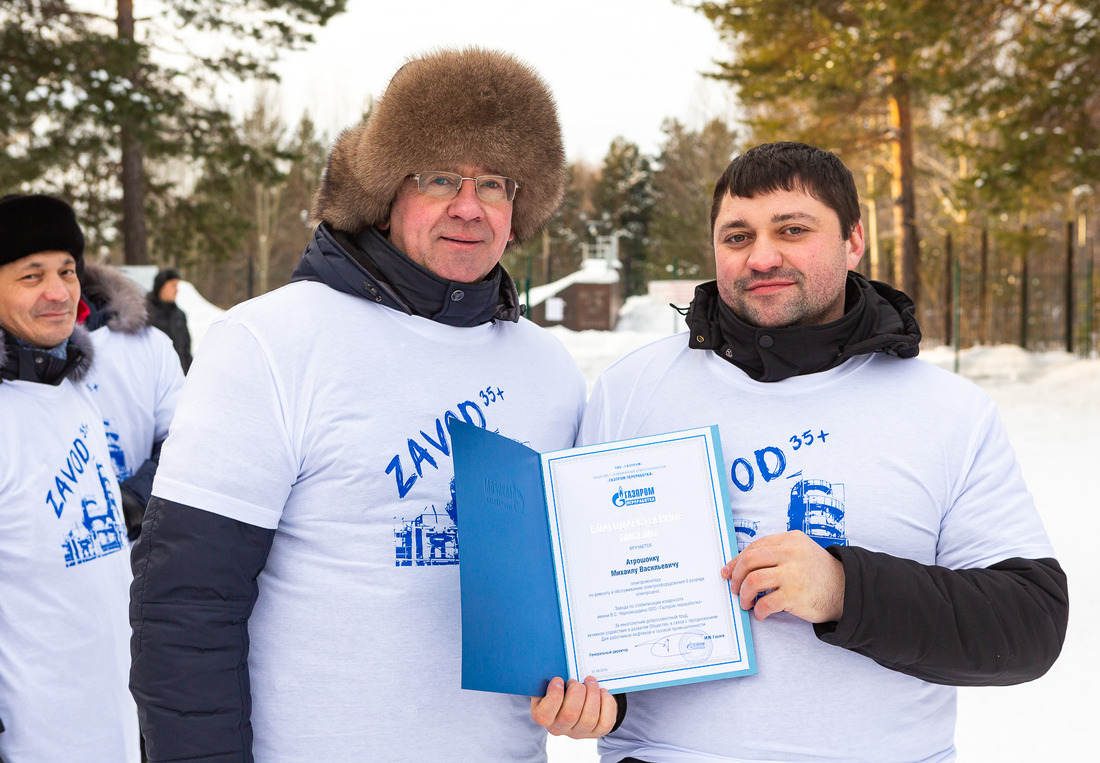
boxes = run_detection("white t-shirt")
[0,378,139,763]
[153,280,587,761]
[580,334,1054,763]
[85,324,183,482]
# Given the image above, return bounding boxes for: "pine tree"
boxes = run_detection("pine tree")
[169,101,329,308]
[0,0,346,263]
[687,0,1016,305]
[649,117,739,280]
[591,138,654,297]
[950,0,1100,203]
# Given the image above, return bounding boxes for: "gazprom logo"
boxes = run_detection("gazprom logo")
[611,485,656,508]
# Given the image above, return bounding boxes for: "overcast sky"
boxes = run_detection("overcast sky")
[233,0,738,164]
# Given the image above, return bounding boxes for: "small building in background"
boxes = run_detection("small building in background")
[525,259,621,331]
[525,235,622,331]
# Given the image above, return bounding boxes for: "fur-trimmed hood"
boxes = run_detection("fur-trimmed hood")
[0,322,95,386]
[81,261,149,334]
[309,48,566,245]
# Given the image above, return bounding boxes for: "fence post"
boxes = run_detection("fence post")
[525,250,533,309]
[953,258,961,374]
[1087,255,1096,357]
[543,227,552,284]
[1020,226,1030,350]
[943,232,954,346]
[978,227,989,345]
[1066,220,1075,354]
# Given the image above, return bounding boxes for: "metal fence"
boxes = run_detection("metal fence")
[919,222,1099,357]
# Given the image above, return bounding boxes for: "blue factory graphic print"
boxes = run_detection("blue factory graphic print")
[395,479,459,566]
[732,478,848,551]
[728,425,849,550]
[787,478,848,549]
[391,386,507,566]
[47,423,127,567]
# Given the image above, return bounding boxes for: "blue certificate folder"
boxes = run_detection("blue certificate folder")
[449,419,570,697]
[448,419,756,697]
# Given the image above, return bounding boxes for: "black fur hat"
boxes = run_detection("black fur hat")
[309,48,566,245]
[0,194,85,271]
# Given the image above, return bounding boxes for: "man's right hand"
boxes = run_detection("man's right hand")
[722,530,845,623]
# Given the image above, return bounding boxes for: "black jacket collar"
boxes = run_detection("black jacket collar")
[685,272,921,382]
[291,224,522,327]
[0,324,95,386]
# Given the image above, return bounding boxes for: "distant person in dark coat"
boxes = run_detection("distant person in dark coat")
[147,268,192,372]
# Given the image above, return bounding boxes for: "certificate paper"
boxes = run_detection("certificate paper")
[449,420,756,696]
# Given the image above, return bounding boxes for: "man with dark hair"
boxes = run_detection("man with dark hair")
[146,267,192,372]
[0,194,139,762]
[130,48,616,761]
[580,142,1068,762]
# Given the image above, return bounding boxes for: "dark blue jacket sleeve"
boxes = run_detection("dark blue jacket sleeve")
[119,439,163,540]
[815,546,1068,686]
[130,497,275,762]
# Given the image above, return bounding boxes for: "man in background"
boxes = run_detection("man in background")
[146,267,191,372]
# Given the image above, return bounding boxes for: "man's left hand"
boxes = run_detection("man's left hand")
[722,530,845,623]
[530,676,617,738]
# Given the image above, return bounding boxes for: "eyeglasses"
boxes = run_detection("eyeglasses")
[410,171,519,204]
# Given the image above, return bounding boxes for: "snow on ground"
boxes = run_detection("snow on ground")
[547,314,1099,762]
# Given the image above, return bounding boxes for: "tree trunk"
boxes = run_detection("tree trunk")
[888,66,920,305]
[1065,220,1075,353]
[117,0,149,265]
[978,227,989,345]
[943,231,953,345]
[1020,225,1030,350]
[255,183,282,297]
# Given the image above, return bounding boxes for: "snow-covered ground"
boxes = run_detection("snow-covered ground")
[547,318,1099,761]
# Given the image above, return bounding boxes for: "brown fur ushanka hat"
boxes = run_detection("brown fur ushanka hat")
[309,48,566,245]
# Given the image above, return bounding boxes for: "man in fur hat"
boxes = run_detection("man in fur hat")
[130,48,617,761]
[0,194,140,761]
